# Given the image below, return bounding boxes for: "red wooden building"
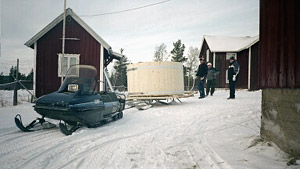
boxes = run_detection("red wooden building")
[25,8,122,98]
[259,0,300,157]
[199,35,259,90]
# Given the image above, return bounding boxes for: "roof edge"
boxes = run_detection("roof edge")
[203,35,259,53]
[237,35,259,52]
[24,11,65,48]
[25,8,111,50]
[198,37,206,57]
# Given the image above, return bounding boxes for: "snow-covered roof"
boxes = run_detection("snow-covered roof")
[201,35,259,53]
[25,8,111,50]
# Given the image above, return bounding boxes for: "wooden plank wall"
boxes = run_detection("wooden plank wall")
[215,53,227,88]
[259,0,300,88]
[237,49,249,89]
[214,50,251,89]
[250,42,259,90]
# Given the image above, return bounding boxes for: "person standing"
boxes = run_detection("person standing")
[227,56,240,99]
[196,57,208,99]
[206,62,219,96]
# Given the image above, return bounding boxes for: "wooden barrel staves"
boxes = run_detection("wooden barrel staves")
[127,62,184,97]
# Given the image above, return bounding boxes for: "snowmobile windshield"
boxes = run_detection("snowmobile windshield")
[58,65,98,95]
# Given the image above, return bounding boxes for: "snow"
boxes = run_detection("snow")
[203,35,259,52]
[0,90,297,169]
[0,90,33,107]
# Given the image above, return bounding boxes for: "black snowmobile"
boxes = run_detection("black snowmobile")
[15,65,126,135]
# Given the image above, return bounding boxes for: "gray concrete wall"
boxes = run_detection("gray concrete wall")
[261,88,300,157]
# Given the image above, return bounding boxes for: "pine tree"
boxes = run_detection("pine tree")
[0,72,4,84]
[9,66,17,82]
[170,40,187,62]
[170,40,188,89]
[112,56,129,89]
[26,69,34,81]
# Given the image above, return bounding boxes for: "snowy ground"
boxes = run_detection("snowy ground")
[0,90,33,107]
[0,90,297,169]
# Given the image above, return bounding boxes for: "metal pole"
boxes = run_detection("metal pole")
[61,0,67,84]
[13,59,19,106]
[104,68,114,92]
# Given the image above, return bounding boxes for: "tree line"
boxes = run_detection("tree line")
[0,66,33,90]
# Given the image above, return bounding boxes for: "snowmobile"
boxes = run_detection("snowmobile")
[15,64,126,135]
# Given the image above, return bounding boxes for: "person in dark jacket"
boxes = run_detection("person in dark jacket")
[196,57,208,99]
[227,56,240,99]
[206,62,219,96]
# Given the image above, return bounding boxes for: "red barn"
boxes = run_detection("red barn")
[199,35,259,90]
[259,0,300,157]
[25,8,122,98]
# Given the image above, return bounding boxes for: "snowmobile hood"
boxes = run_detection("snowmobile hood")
[36,92,75,106]
[35,91,107,111]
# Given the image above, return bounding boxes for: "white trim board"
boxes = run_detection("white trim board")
[33,42,37,97]
[206,49,210,62]
[213,52,216,68]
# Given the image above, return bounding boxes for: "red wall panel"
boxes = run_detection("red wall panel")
[259,0,300,88]
[237,49,249,89]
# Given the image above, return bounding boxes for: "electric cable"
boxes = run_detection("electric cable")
[80,0,171,17]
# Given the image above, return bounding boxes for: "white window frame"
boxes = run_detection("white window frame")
[226,70,229,84]
[226,53,237,60]
[206,49,210,62]
[58,53,80,77]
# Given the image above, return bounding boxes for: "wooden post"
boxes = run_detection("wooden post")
[13,59,19,106]
[187,66,191,90]
[248,47,251,90]
[100,45,104,91]
[61,0,67,84]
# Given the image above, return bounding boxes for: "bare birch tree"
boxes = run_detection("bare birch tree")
[186,46,200,90]
[153,43,168,61]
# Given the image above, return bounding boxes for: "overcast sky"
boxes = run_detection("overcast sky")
[0,0,259,74]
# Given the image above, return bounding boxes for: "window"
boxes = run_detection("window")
[206,49,210,62]
[58,54,80,77]
[226,53,237,60]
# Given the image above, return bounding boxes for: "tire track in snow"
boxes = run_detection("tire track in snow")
[9,123,165,169]
[0,129,59,156]
[162,107,233,169]
[56,125,167,169]
[0,129,64,169]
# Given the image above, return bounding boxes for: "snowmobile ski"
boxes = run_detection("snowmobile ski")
[15,114,56,132]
